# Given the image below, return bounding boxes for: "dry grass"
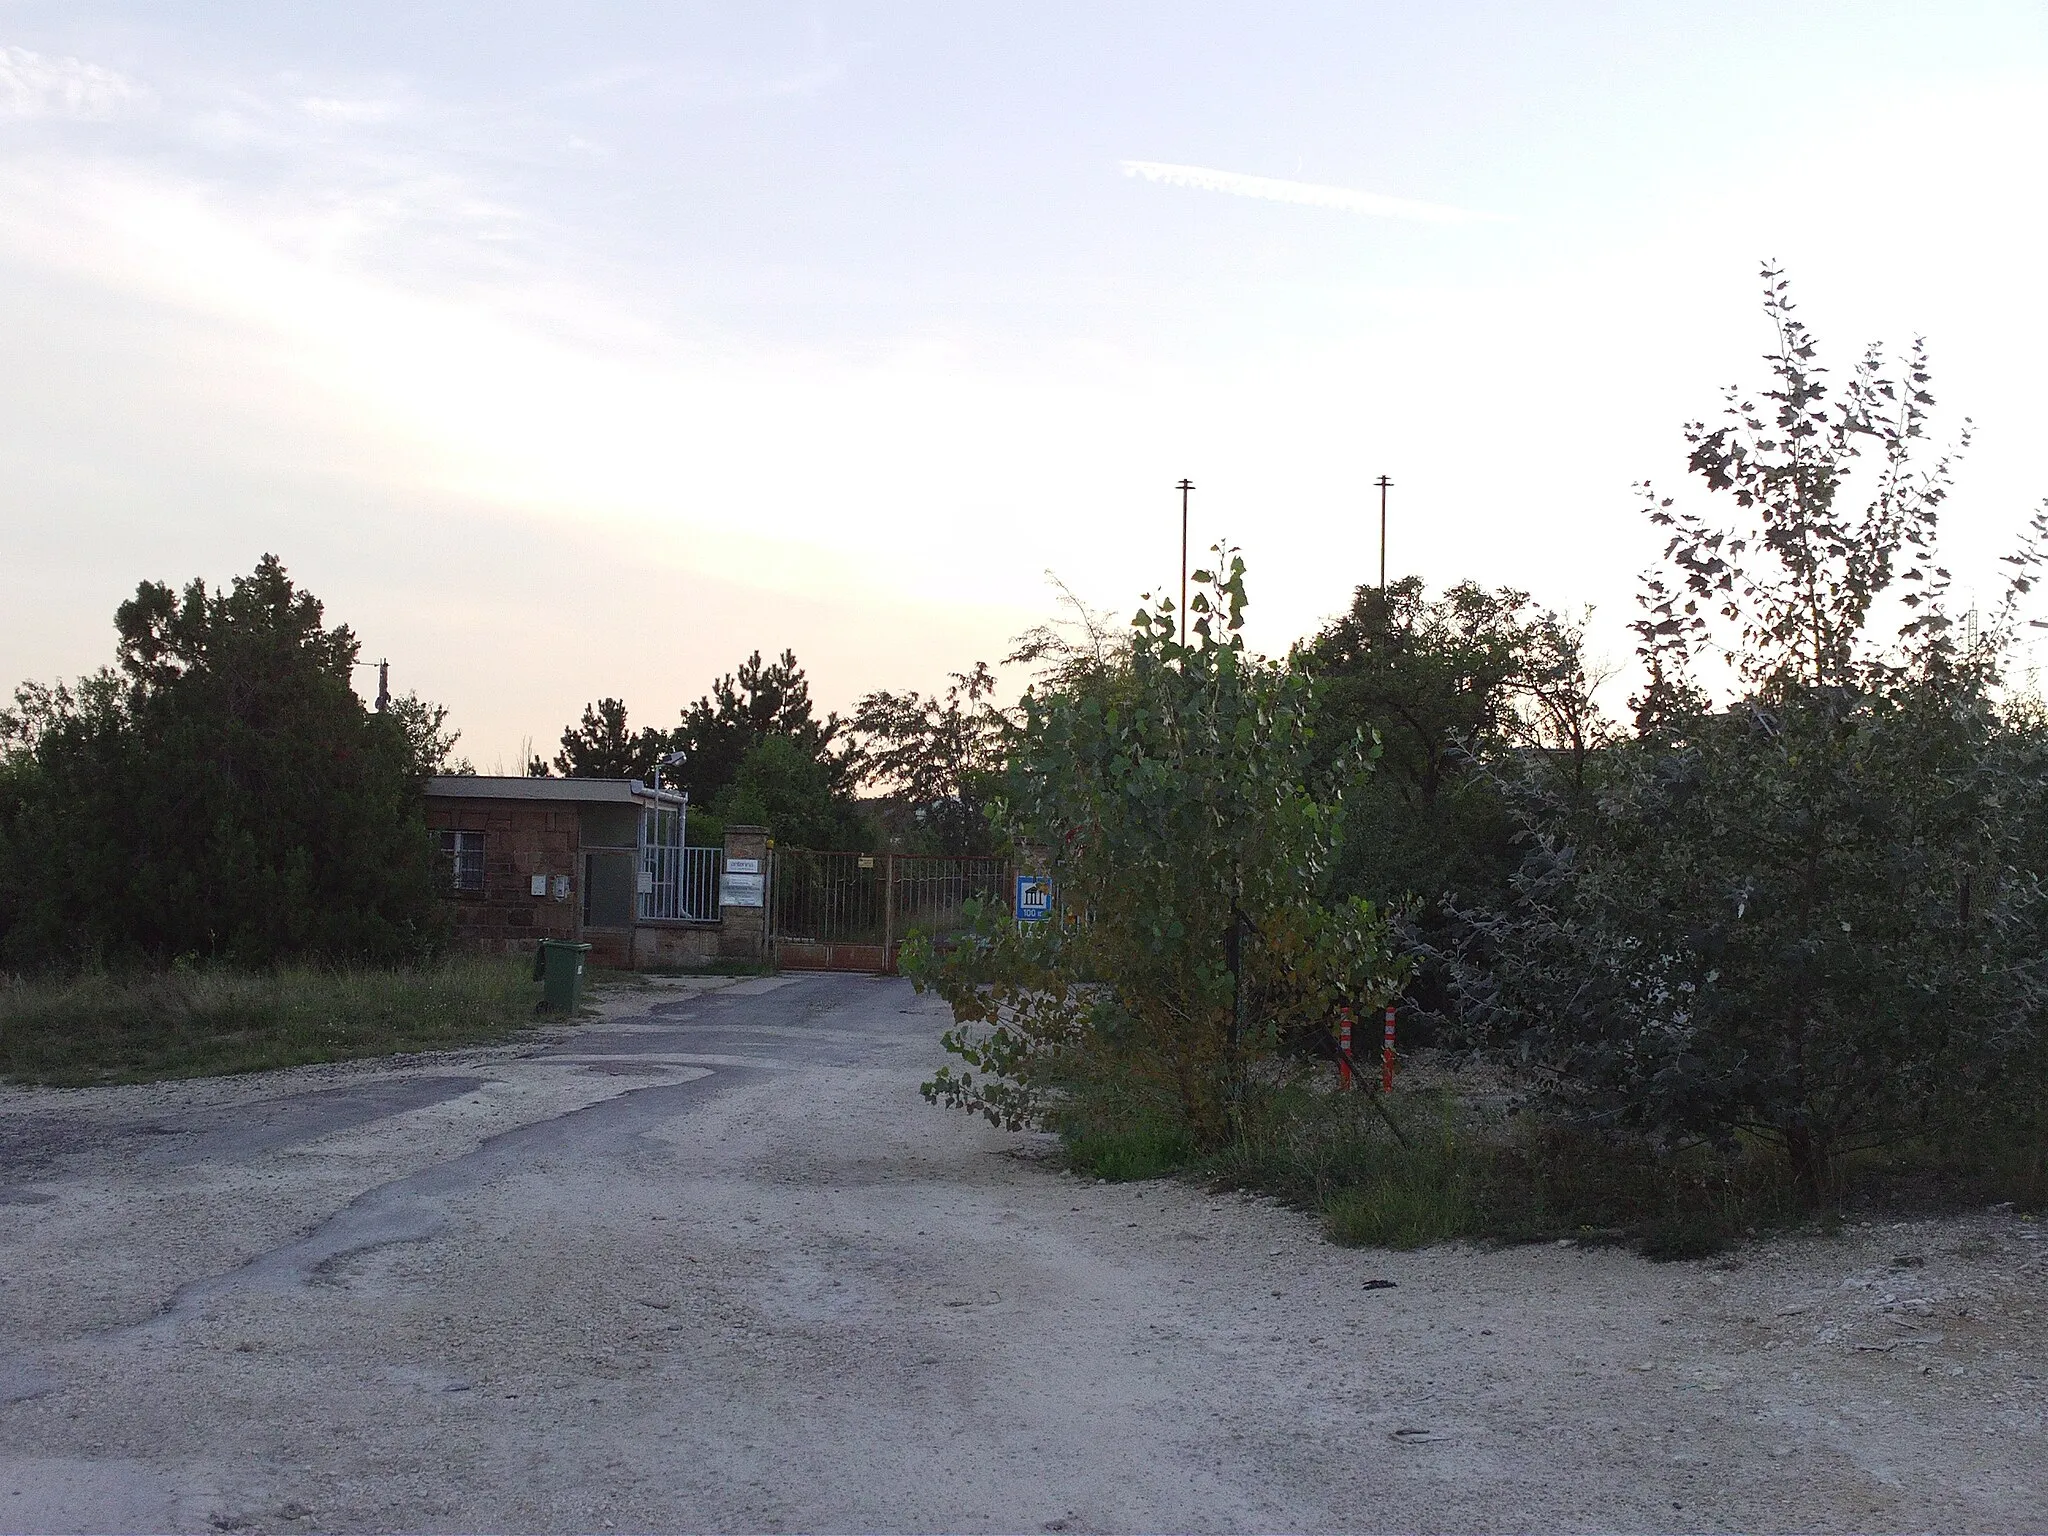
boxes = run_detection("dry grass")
[0,957,545,1086]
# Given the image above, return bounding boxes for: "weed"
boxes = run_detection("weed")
[1064,1117,1196,1181]
[1050,1068,1201,1181]
[1050,1061,1811,1259]
[1324,1174,1473,1250]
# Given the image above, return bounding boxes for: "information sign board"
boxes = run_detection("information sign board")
[1015,874,1052,923]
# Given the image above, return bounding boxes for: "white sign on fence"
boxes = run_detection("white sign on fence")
[721,871,765,908]
[726,857,761,875]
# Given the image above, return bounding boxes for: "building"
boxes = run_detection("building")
[422,776,762,969]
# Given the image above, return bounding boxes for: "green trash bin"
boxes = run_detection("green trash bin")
[534,939,591,1013]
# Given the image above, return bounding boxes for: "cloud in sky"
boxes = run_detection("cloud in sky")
[0,44,143,120]
[299,96,406,126]
[1119,159,1506,224]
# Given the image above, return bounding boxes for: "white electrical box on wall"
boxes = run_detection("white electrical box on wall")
[530,874,547,897]
[550,875,570,901]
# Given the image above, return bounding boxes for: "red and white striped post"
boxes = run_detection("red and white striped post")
[1382,1004,1396,1094]
[1337,1005,1354,1090]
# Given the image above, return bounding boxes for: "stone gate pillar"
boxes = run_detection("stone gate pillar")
[719,825,770,963]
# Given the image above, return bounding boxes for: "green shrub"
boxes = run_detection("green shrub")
[1055,1063,1804,1259]
[908,551,1404,1145]
[1460,270,2048,1193]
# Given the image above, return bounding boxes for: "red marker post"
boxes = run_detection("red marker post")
[1336,1005,1354,1090]
[1382,1004,1397,1094]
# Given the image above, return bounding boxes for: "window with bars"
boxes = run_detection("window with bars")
[439,829,485,893]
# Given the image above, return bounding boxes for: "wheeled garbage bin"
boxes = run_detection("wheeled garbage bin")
[534,939,591,1013]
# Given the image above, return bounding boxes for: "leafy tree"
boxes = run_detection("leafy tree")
[852,662,1007,854]
[1312,579,1535,807]
[384,691,472,777]
[906,550,1405,1145]
[1304,580,1609,1034]
[714,734,872,849]
[0,555,443,968]
[1308,580,1608,908]
[1464,267,2048,1191]
[535,650,860,844]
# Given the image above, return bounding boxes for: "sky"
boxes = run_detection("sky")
[2,2,2045,767]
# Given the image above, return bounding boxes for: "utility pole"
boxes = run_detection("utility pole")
[1176,478,1195,646]
[1375,475,1393,592]
[375,659,390,712]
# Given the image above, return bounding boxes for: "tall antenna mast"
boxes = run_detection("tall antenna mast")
[1375,475,1393,592]
[1176,478,1196,646]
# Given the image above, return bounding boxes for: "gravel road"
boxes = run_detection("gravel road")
[2,972,2044,1533]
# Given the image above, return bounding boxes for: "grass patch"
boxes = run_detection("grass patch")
[1050,1072,1200,1182]
[1064,1115,1197,1181]
[1324,1174,1475,1250]
[0,957,545,1086]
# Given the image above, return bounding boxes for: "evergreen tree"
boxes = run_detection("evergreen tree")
[671,649,852,806]
[547,696,659,779]
[0,555,442,967]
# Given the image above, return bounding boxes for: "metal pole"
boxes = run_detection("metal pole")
[1176,478,1195,646]
[1375,475,1393,591]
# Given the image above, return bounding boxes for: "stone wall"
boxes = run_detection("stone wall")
[631,925,722,969]
[423,798,581,955]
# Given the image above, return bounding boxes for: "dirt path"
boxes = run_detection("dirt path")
[1,973,2043,1533]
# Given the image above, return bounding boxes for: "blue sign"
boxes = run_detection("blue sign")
[1015,874,1052,923]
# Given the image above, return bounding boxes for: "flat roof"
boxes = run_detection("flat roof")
[425,775,685,807]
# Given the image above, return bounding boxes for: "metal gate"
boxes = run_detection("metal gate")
[769,851,1011,973]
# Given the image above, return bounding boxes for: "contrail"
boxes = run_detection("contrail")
[1118,159,1504,224]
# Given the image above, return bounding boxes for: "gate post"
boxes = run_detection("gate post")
[882,853,896,974]
[719,825,771,965]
